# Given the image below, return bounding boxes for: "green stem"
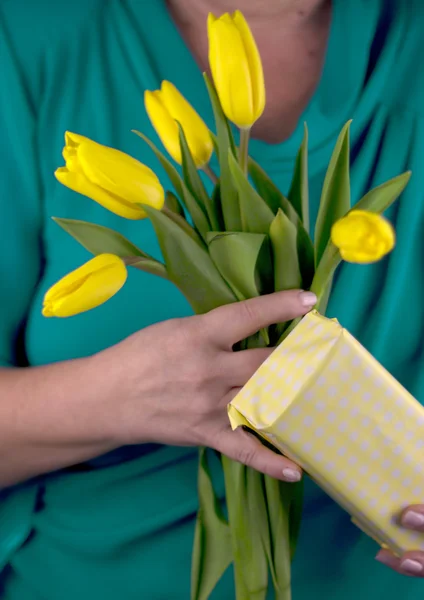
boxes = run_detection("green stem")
[239,128,250,175]
[202,163,218,185]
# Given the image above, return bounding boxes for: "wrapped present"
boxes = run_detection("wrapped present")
[228,310,424,556]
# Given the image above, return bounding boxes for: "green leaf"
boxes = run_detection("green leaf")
[178,123,220,230]
[204,74,241,231]
[297,227,315,290]
[132,130,210,240]
[264,477,303,595]
[53,217,169,280]
[141,205,236,313]
[191,449,233,600]
[248,158,298,222]
[287,480,304,560]
[269,210,302,291]
[247,158,315,287]
[53,218,149,258]
[228,152,274,234]
[308,172,412,313]
[354,171,411,214]
[165,190,186,218]
[222,458,269,600]
[207,231,272,346]
[209,130,219,157]
[162,206,206,249]
[207,232,271,300]
[123,256,169,279]
[315,121,351,265]
[133,130,183,198]
[263,477,292,595]
[207,117,237,160]
[210,182,225,231]
[310,241,341,311]
[288,123,309,232]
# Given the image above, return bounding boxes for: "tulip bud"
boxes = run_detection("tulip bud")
[42,254,127,317]
[144,81,213,168]
[208,10,265,129]
[331,210,396,264]
[55,133,164,220]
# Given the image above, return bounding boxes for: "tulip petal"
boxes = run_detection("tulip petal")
[331,210,395,264]
[160,82,213,167]
[339,249,382,264]
[55,167,147,220]
[145,90,182,164]
[65,131,90,148]
[43,254,127,317]
[232,10,265,119]
[331,217,368,249]
[207,12,217,28]
[76,141,164,209]
[209,18,254,128]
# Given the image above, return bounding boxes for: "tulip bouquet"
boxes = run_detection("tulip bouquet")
[44,9,411,600]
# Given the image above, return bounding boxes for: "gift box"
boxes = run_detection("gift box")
[229,310,424,556]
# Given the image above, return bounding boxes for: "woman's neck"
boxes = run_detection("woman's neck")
[168,0,328,22]
[167,0,332,143]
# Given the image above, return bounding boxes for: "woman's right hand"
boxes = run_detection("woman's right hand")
[102,289,317,483]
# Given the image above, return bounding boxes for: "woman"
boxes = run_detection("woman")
[1,0,423,597]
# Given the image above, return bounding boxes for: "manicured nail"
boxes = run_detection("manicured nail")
[299,291,317,307]
[401,559,423,575]
[282,468,301,482]
[402,511,424,529]
[375,551,391,566]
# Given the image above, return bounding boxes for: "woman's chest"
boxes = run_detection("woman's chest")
[26,11,423,400]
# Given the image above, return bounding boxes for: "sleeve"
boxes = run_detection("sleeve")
[0,6,44,367]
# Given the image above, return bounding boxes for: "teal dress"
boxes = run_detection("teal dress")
[1,0,423,597]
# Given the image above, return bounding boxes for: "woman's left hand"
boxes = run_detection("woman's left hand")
[376,505,424,576]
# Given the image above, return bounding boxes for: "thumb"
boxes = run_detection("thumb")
[216,426,302,483]
[204,290,317,349]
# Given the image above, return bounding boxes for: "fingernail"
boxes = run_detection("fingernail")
[282,468,302,482]
[402,511,424,529]
[401,559,423,575]
[299,291,317,307]
[375,551,390,566]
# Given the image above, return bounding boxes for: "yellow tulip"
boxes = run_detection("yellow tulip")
[55,132,164,220]
[42,254,127,317]
[331,210,396,264]
[144,81,213,168]
[208,10,265,128]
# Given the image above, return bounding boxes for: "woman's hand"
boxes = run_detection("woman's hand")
[103,289,317,483]
[376,505,424,576]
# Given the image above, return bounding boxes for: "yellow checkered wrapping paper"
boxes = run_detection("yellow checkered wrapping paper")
[228,311,424,556]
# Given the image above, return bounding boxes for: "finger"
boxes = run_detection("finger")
[399,552,424,576]
[215,425,302,482]
[204,290,317,349]
[375,549,402,573]
[401,505,424,530]
[220,347,275,387]
[219,386,242,407]
[376,549,424,577]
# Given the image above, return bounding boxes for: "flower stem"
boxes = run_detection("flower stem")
[239,128,250,175]
[202,163,218,184]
